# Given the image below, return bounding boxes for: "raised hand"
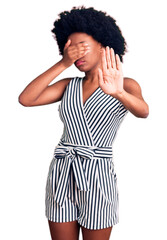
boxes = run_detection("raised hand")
[61,39,90,68]
[98,46,124,97]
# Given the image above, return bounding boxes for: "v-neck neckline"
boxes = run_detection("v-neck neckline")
[80,77,101,107]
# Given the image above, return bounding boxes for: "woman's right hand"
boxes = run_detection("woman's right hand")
[61,39,90,67]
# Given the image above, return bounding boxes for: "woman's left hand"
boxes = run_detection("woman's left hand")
[98,46,124,97]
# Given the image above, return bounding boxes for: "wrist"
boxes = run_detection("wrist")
[59,59,72,68]
[114,89,126,100]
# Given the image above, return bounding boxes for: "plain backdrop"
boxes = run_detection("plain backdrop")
[1,0,167,239]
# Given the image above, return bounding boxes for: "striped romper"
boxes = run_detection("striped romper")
[45,76,129,230]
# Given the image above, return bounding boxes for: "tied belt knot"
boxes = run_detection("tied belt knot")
[52,140,113,207]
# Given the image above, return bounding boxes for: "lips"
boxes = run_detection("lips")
[75,60,85,66]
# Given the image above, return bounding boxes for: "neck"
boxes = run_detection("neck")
[84,62,101,84]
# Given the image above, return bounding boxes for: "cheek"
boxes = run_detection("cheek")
[87,49,100,61]
[83,46,101,66]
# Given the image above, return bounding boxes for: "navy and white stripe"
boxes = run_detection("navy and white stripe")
[45,77,128,229]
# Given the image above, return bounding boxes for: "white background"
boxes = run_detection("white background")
[1,0,166,239]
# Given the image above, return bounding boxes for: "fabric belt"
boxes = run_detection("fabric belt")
[53,140,113,207]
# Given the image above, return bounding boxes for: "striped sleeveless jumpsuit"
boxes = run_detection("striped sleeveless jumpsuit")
[45,76,129,230]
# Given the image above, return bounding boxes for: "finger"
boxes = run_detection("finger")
[64,39,71,51]
[75,42,88,53]
[98,68,104,85]
[79,46,90,57]
[83,49,90,56]
[77,43,90,57]
[110,48,117,69]
[84,45,91,52]
[79,45,90,52]
[73,44,90,59]
[78,41,89,49]
[116,54,123,72]
[101,48,108,73]
[106,46,112,69]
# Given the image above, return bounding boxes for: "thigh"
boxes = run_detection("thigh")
[48,220,80,240]
[81,225,112,240]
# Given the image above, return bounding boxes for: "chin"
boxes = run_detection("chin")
[75,65,88,72]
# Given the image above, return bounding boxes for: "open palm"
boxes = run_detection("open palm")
[98,46,124,97]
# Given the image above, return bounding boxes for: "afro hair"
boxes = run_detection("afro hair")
[51,5,128,63]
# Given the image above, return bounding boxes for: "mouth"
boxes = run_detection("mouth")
[75,60,86,66]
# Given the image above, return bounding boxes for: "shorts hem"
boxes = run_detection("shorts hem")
[45,214,78,223]
[77,218,119,230]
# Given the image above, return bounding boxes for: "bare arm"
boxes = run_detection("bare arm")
[18,39,90,107]
[116,78,149,118]
[98,46,149,118]
[18,60,70,106]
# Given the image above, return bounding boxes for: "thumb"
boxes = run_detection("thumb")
[64,39,71,51]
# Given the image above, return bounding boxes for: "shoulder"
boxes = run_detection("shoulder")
[61,76,79,90]
[123,77,144,100]
[123,77,141,91]
[60,77,75,87]
[64,76,79,83]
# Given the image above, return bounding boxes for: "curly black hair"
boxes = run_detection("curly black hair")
[51,5,128,62]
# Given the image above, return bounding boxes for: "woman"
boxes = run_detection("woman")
[18,6,149,240]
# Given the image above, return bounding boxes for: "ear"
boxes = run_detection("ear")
[99,43,105,51]
[98,43,103,52]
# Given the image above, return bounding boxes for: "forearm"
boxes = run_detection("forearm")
[18,60,67,103]
[114,89,149,118]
